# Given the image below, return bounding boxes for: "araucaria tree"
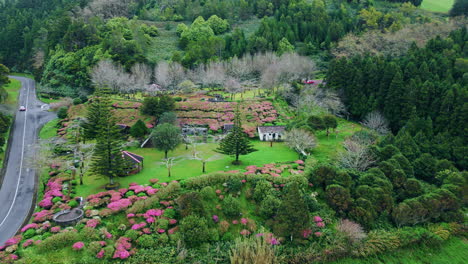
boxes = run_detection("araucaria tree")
[152,123,182,159]
[216,107,256,164]
[89,88,125,188]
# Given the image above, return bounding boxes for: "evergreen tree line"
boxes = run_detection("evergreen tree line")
[326,28,467,169]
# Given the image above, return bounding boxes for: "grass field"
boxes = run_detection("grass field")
[421,0,454,13]
[39,118,59,139]
[75,140,298,197]
[145,21,181,63]
[333,237,468,264]
[0,78,22,167]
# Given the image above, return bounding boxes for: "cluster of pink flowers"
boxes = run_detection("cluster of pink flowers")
[50,226,61,233]
[314,216,325,228]
[38,178,65,209]
[131,222,147,230]
[256,233,280,245]
[86,219,101,228]
[20,223,39,233]
[107,199,132,211]
[175,100,283,136]
[72,242,84,251]
[240,229,251,236]
[244,162,305,177]
[212,215,219,223]
[32,210,53,222]
[113,237,133,259]
[22,239,34,248]
[241,218,248,225]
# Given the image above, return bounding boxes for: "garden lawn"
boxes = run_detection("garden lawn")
[311,118,363,164]
[39,118,59,139]
[75,141,297,198]
[333,237,467,264]
[420,0,454,13]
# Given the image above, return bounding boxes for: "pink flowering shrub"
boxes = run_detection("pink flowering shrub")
[241,218,248,225]
[86,219,101,228]
[96,249,105,259]
[240,229,251,236]
[212,215,219,223]
[107,199,132,211]
[313,216,323,223]
[22,239,34,248]
[21,223,39,233]
[72,242,84,251]
[50,226,61,233]
[113,237,132,259]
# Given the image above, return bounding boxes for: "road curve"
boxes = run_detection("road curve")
[0,76,56,245]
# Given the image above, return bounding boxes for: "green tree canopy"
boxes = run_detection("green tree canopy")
[216,107,256,164]
[152,123,182,158]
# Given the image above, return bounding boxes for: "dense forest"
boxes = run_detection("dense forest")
[0,0,467,263]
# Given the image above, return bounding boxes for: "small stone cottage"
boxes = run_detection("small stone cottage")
[257,126,286,141]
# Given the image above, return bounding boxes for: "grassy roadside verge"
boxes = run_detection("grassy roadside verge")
[333,236,467,264]
[0,78,22,168]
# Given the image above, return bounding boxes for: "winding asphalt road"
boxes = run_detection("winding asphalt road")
[0,76,56,245]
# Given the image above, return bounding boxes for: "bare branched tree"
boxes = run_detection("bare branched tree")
[338,138,375,171]
[154,61,185,93]
[284,129,317,157]
[190,143,223,173]
[361,111,390,135]
[79,0,135,20]
[131,63,152,95]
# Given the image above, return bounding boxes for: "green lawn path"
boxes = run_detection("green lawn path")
[420,0,454,13]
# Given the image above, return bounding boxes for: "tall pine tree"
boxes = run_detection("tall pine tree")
[216,106,256,164]
[89,87,125,188]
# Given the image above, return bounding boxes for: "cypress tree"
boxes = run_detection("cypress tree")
[216,106,256,164]
[82,88,110,139]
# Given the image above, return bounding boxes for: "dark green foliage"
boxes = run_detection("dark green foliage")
[323,115,338,137]
[325,184,352,214]
[130,119,149,139]
[57,107,68,119]
[176,192,205,217]
[179,215,210,247]
[275,181,310,240]
[0,112,11,149]
[88,88,126,185]
[216,107,256,164]
[141,96,175,118]
[72,98,82,105]
[413,153,437,183]
[226,178,242,194]
[450,0,468,16]
[222,195,241,218]
[253,180,273,202]
[0,64,9,102]
[307,115,325,131]
[158,112,177,125]
[260,195,281,218]
[152,123,181,158]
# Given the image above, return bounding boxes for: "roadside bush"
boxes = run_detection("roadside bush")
[23,229,36,239]
[57,107,68,119]
[222,195,241,218]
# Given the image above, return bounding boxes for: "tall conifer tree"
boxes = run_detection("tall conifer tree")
[216,106,256,164]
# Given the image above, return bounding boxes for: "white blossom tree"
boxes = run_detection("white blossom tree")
[284,128,317,157]
[338,138,376,171]
[361,111,390,135]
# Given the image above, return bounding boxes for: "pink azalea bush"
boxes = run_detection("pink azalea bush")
[72,242,84,251]
[21,223,38,233]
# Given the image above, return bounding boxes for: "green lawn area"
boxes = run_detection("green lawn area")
[420,0,454,13]
[39,118,59,139]
[145,21,181,63]
[4,78,21,105]
[0,78,22,167]
[311,118,363,164]
[75,140,298,198]
[333,237,467,264]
